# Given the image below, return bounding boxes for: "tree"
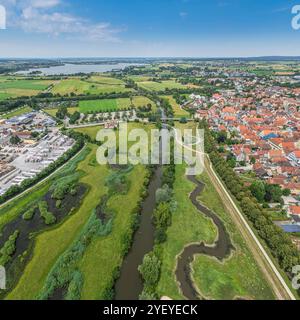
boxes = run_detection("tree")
[156,184,173,204]
[153,202,172,229]
[138,253,161,288]
[265,184,283,203]
[56,106,68,119]
[250,156,256,165]
[282,188,291,197]
[217,130,227,144]
[250,181,266,203]
[10,135,21,145]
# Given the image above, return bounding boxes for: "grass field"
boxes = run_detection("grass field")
[79,165,147,299]
[0,106,33,120]
[156,164,217,299]
[191,172,275,300]
[44,107,79,118]
[51,78,133,96]
[6,145,111,299]
[87,76,126,85]
[0,79,55,100]
[4,123,154,299]
[79,96,155,113]
[160,95,190,118]
[127,75,152,82]
[138,80,188,92]
[157,164,274,300]
[74,122,155,141]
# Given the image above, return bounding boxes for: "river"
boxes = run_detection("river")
[15,63,144,76]
[114,166,163,300]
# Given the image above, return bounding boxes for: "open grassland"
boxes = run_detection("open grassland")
[87,76,126,85]
[79,165,147,299]
[79,96,155,113]
[156,165,217,299]
[74,122,155,144]
[0,106,33,120]
[51,78,133,96]
[6,145,111,299]
[191,172,275,300]
[0,79,56,100]
[127,75,152,82]
[157,165,274,300]
[137,80,188,92]
[160,95,190,118]
[44,107,79,118]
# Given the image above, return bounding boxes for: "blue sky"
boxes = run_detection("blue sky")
[0,0,299,57]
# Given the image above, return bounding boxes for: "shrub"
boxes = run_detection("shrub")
[38,201,56,225]
[138,252,161,289]
[0,230,19,266]
[22,207,36,220]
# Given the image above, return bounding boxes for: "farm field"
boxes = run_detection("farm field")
[156,163,274,299]
[160,95,190,118]
[51,78,133,96]
[127,75,152,82]
[79,96,155,113]
[87,76,126,85]
[0,79,56,100]
[137,80,189,92]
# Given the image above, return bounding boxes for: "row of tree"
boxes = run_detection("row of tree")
[200,120,300,279]
[138,138,176,300]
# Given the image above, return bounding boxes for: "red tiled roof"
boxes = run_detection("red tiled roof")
[290,206,300,215]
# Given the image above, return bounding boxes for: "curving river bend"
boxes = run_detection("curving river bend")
[175,175,234,300]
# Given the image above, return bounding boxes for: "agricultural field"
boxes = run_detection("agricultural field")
[0,78,56,100]
[137,80,188,92]
[160,95,190,118]
[51,77,133,96]
[127,75,152,82]
[79,96,155,113]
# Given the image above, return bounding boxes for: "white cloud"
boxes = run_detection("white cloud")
[2,0,123,42]
[30,0,61,9]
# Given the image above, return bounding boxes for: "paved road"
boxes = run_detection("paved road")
[171,125,296,300]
